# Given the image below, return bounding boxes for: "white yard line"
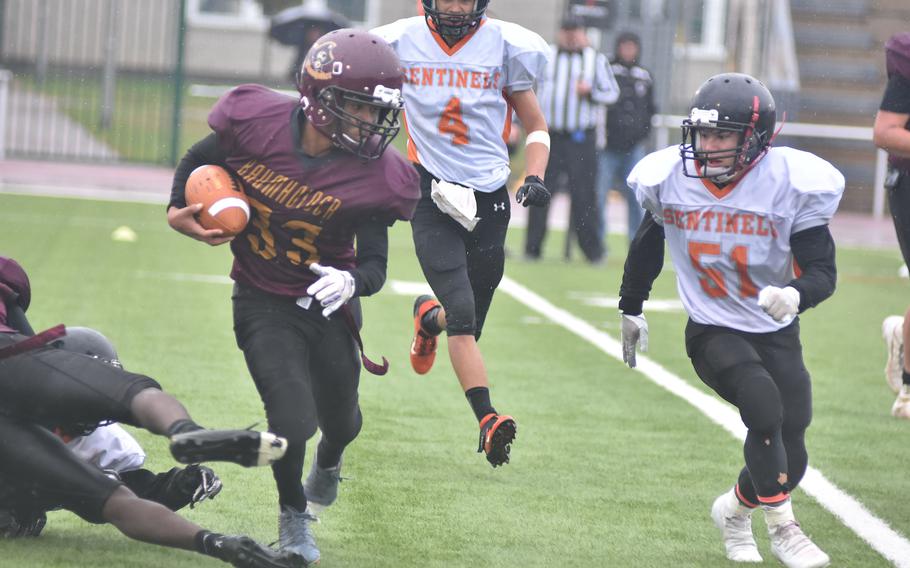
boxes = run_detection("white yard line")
[498,275,910,568]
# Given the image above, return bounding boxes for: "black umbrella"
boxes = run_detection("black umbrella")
[269,1,351,47]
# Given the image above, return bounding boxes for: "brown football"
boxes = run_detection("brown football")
[185,165,250,237]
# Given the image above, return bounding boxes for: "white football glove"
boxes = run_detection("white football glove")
[757,285,800,324]
[307,263,356,318]
[621,313,648,368]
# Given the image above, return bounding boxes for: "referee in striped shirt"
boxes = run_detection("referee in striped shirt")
[524,14,619,263]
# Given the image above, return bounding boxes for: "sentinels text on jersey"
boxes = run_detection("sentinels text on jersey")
[372,16,548,193]
[208,85,420,297]
[628,145,845,333]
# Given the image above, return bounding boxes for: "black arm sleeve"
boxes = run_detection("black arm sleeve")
[786,224,837,312]
[618,213,666,315]
[351,219,389,298]
[168,134,230,210]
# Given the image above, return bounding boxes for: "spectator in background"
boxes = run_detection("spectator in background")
[595,31,655,249]
[524,14,619,263]
[875,31,910,419]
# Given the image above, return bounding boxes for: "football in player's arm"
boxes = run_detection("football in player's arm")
[618,73,841,568]
[371,0,550,469]
[166,29,420,565]
[0,256,301,568]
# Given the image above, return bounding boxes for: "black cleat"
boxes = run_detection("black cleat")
[170,429,287,468]
[477,413,517,468]
[208,535,307,568]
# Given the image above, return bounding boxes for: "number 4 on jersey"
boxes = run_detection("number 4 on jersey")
[438,96,469,145]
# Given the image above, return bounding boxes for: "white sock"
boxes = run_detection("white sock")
[727,488,756,516]
[762,498,795,528]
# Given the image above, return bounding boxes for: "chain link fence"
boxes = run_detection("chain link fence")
[0,0,186,164]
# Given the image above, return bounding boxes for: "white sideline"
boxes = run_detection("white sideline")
[497,275,910,568]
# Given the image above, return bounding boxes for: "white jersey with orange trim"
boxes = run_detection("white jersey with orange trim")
[66,424,146,473]
[372,16,548,192]
[627,145,844,333]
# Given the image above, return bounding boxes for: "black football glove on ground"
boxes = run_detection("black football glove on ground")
[0,508,47,538]
[515,175,550,207]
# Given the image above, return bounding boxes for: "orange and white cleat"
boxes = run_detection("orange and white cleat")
[410,295,441,375]
[477,413,517,467]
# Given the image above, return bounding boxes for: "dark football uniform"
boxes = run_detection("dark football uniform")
[0,257,160,523]
[170,84,419,515]
[881,73,910,266]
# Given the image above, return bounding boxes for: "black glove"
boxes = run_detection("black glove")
[1,508,47,538]
[129,464,222,511]
[515,175,550,208]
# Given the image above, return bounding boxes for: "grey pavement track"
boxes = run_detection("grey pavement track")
[4,84,119,160]
[0,158,900,251]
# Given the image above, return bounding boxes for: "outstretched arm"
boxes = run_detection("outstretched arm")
[618,214,665,368]
[619,213,666,316]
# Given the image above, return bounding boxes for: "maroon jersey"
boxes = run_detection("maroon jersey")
[0,256,31,333]
[208,84,420,296]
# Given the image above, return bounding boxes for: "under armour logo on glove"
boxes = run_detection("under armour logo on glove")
[515,175,550,208]
[493,202,506,212]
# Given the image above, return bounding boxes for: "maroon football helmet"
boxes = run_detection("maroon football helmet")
[297,29,404,160]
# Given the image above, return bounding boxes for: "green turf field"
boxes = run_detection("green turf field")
[0,192,907,567]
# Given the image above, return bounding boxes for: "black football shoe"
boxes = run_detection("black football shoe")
[170,429,287,468]
[206,535,307,568]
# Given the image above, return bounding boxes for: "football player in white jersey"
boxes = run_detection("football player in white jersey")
[373,1,551,468]
[619,73,840,568]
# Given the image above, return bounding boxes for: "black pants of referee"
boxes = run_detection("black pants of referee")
[524,129,604,263]
[685,320,813,505]
[232,284,363,512]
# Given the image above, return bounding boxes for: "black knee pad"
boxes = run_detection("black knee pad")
[268,412,317,446]
[441,290,477,336]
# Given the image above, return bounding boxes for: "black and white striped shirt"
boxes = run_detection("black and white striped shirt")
[538,45,619,133]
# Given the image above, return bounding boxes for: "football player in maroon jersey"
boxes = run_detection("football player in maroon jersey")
[167,29,420,565]
[0,256,298,568]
